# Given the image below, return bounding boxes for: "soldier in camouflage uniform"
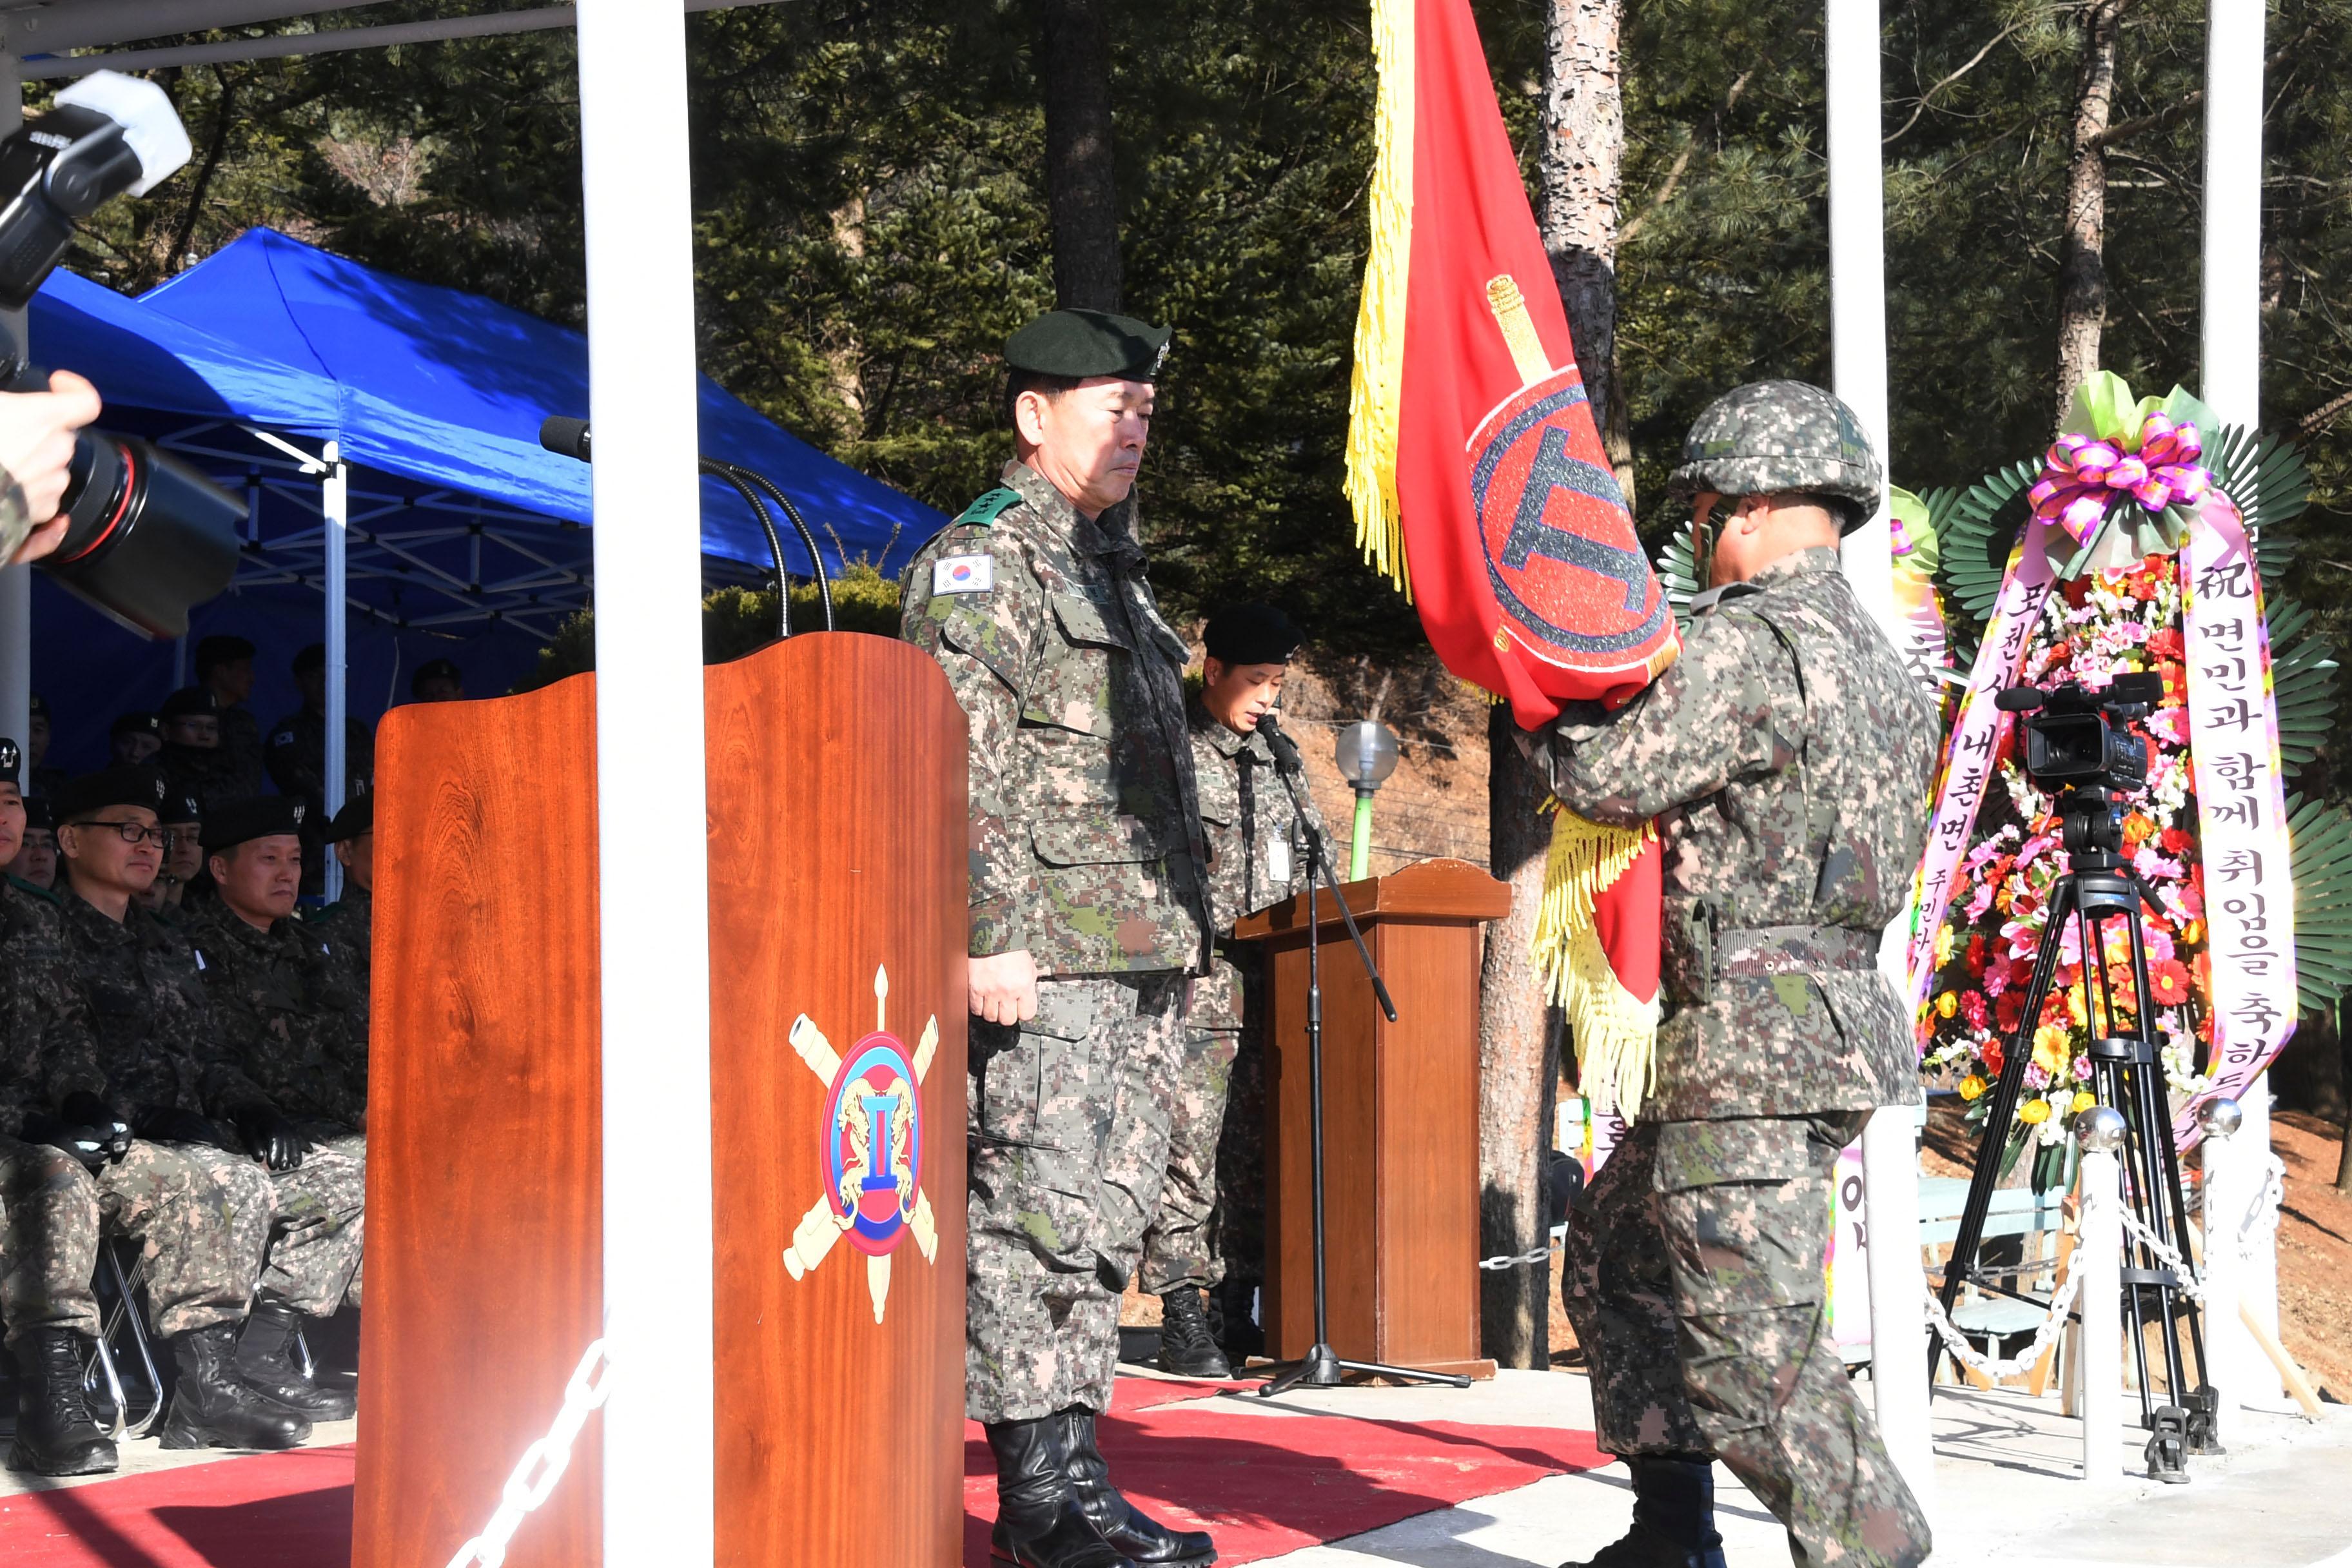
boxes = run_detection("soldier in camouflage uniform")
[195,636,266,800]
[309,793,375,1025]
[1142,603,1317,1379]
[57,772,363,1444]
[905,309,1217,1568]
[1529,383,1936,1568]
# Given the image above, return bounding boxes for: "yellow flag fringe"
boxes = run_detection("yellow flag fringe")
[1531,801,1660,1121]
[1342,0,1415,597]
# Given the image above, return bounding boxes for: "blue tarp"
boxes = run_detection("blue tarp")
[19,230,946,776]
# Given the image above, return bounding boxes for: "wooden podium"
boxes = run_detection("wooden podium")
[351,632,970,1568]
[1232,858,1511,1380]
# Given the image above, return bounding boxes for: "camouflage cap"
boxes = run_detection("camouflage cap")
[1006,309,1171,380]
[1668,380,1883,531]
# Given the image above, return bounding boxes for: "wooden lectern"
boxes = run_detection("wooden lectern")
[352,633,970,1568]
[1232,858,1511,1381]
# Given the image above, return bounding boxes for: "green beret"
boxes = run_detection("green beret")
[200,795,306,853]
[326,794,373,843]
[1006,309,1171,380]
[55,767,168,823]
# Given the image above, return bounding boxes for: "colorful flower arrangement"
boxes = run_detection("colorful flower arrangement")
[1914,548,2217,1170]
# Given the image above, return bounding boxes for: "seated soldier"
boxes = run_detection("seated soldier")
[25,695,64,801]
[156,688,228,815]
[268,643,375,895]
[55,772,364,1441]
[134,792,204,919]
[195,636,264,798]
[6,797,54,890]
[109,711,162,768]
[313,794,373,1065]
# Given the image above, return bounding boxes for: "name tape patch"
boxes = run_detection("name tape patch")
[933,555,994,595]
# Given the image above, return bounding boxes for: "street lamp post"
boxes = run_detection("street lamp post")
[1332,719,1399,880]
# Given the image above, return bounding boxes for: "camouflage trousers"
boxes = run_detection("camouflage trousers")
[966,973,1185,1423]
[1138,1026,1240,1294]
[260,1131,366,1317]
[0,1136,100,1349]
[1562,1113,1930,1568]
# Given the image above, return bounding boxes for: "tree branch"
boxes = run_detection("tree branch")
[2297,387,2352,442]
[1883,19,2027,148]
[1619,65,1754,247]
[2095,24,2315,150]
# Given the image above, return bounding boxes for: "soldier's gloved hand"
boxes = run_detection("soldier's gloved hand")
[59,1092,132,1162]
[24,1114,113,1173]
[135,1105,235,1150]
[229,1103,310,1171]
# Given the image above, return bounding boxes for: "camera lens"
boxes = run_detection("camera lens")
[40,431,244,638]
[2023,712,2108,783]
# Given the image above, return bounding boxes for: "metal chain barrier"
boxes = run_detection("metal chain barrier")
[445,1340,613,1568]
[2117,1210,2205,1303]
[1921,1271,2084,1381]
[1478,1222,1567,1272]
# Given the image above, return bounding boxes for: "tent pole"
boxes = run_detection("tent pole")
[1826,0,1937,1519]
[577,3,716,1565]
[323,445,347,901]
[2199,0,2281,1410]
[0,49,28,758]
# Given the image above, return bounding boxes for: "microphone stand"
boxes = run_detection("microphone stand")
[1252,723,1473,1396]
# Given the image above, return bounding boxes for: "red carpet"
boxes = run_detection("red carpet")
[0,1383,1602,1567]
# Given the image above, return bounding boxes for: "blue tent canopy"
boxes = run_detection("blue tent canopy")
[20,230,945,776]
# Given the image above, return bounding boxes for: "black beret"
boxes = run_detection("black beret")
[0,737,16,787]
[411,658,462,696]
[195,634,256,669]
[200,795,306,853]
[111,710,160,740]
[159,687,218,721]
[293,642,326,676]
[162,790,202,826]
[326,794,373,842]
[26,694,46,720]
[22,798,51,832]
[1006,309,1171,381]
[55,767,168,823]
[1203,603,1303,667]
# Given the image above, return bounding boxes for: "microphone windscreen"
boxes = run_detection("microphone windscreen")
[538,416,591,461]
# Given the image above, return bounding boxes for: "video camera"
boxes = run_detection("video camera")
[1994,671,2162,858]
[0,72,242,638]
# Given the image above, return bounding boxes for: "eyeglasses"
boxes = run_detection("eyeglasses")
[75,820,170,846]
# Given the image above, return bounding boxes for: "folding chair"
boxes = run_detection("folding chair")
[90,1240,168,1438]
[1919,1172,2073,1396]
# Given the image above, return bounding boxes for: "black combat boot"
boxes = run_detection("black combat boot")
[1154,1288,1231,1380]
[985,1415,1137,1568]
[1060,1405,1215,1565]
[6,1328,117,1476]
[160,1324,311,1451]
[236,1293,356,1420]
[1560,1455,1726,1568]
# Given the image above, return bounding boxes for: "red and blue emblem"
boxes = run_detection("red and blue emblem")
[821,1033,924,1257]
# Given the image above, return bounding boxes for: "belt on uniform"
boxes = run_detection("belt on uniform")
[1711,923,1881,977]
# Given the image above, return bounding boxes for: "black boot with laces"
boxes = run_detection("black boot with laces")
[1154,1287,1231,1380]
[6,1328,117,1476]
[236,1293,355,1420]
[161,1323,310,1451]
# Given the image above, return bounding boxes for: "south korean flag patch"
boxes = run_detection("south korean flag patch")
[932,554,994,596]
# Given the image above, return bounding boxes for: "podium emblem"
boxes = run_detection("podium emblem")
[783,964,939,1323]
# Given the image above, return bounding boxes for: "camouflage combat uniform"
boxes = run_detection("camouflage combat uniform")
[308,887,372,1029]
[266,707,373,893]
[903,460,1211,1424]
[60,893,366,1318]
[0,878,268,1344]
[188,903,369,1133]
[1531,547,1936,1568]
[1138,696,1316,1297]
[212,703,266,801]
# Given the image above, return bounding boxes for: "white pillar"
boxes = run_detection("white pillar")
[1827,0,1935,1514]
[0,50,28,756]
[2079,1140,2125,1487]
[576,3,716,1565]
[322,446,346,903]
[2199,1110,2244,1442]
[2231,1083,2284,1400]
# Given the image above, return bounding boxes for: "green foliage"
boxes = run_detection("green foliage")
[2288,796,2352,1012]
[511,564,905,692]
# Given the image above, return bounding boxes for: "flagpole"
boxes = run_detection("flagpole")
[1827,0,1938,1516]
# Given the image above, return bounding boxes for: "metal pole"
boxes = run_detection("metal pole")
[1827,0,1935,1513]
[577,3,716,1565]
[0,49,28,758]
[322,446,346,903]
[2079,1136,2125,1487]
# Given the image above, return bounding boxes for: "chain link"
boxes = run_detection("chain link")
[445,1340,613,1568]
[2116,1210,2204,1302]
[1922,1271,2084,1380]
[1478,1224,1567,1272]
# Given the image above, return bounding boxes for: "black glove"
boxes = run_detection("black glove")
[59,1092,132,1163]
[230,1102,309,1171]
[22,1113,112,1173]
[135,1105,236,1150]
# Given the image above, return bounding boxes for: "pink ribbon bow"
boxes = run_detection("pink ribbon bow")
[2027,416,2212,547]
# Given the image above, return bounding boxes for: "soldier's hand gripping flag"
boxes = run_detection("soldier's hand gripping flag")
[1344,0,1676,1113]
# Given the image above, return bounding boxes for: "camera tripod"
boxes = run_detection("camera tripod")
[1932,779,2214,1464]
[1248,718,1472,1396]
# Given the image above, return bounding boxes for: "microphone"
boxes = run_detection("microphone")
[1256,710,1304,776]
[1994,685,2044,713]
[538,415,592,462]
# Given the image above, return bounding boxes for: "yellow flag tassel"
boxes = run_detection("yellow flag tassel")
[1342,0,1416,595]
[1531,801,1660,1121]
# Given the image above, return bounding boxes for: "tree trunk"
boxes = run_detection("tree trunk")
[1037,0,1123,311]
[2337,997,2352,1193]
[2053,0,2132,426]
[1539,0,1632,505]
[1480,705,1560,1367]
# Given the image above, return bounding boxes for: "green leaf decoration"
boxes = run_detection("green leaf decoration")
[1933,458,2037,668]
[2204,423,2311,579]
[2288,795,2352,1012]
[2265,597,2340,777]
[2158,384,2222,437]
[1889,485,1942,576]
[2062,371,2141,443]
[1658,519,1700,628]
